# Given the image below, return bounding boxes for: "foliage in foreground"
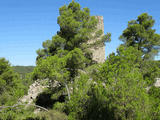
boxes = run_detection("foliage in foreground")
[0,58,26,106]
[30,2,160,120]
[0,1,160,120]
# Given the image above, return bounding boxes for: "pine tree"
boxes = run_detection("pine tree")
[33,1,111,103]
[120,13,160,60]
[36,1,110,62]
[34,1,111,83]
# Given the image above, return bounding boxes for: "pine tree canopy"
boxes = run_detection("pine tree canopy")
[120,13,160,60]
[36,1,111,62]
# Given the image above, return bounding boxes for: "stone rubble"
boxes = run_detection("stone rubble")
[154,78,160,87]
[20,80,48,104]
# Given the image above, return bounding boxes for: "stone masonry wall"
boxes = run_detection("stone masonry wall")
[89,16,105,63]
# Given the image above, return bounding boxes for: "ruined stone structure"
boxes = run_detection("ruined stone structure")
[89,16,105,63]
[20,80,48,104]
[154,78,160,87]
[19,16,106,107]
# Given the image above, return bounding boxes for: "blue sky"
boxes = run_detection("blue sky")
[0,0,160,66]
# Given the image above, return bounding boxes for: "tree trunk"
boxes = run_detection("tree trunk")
[65,83,70,100]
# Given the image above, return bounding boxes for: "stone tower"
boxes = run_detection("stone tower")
[89,16,105,63]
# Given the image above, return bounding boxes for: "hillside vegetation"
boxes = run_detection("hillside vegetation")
[13,66,35,78]
[13,66,35,74]
[0,1,160,120]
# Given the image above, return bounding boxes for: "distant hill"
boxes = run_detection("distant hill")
[13,66,35,78]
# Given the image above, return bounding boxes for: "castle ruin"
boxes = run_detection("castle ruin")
[89,16,105,63]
